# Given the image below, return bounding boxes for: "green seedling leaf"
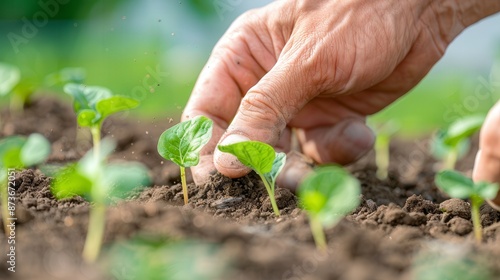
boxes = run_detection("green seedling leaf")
[435,170,474,199]
[102,162,150,200]
[218,141,275,174]
[64,83,139,128]
[299,166,361,227]
[430,130,470,160]
[64,83,112,112]
[263,152,286,188]
[157,115,213,167]
[0,136,25,168]
[51,164,93,199]
[0,134,51,168]
[443,115,485,147]
[20,133,51,167]
[96,96,140,120]
[0,62,20,95]
[475,181,500,200]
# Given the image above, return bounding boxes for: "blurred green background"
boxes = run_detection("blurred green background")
[0,0,499,136]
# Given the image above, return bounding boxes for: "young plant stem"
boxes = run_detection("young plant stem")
[375,134,390,180]
[1,176,9,234]
[82,202,106,262]
[443,147,458,170]
[258,174,280,216]
[90,126,101,159]
[470,195,483,243]
[180,166,188,204]
[309,215,327,250]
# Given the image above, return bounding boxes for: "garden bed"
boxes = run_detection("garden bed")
[1,97,500,280]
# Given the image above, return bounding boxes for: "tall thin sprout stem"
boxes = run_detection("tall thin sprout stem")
[180,166,188,204]
[309,215,327,251]
[470,196,483,244]
[82,202,106,262]
[259,174,280,216]
[375,134,390,180]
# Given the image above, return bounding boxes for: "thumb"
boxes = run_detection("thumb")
[214,61,315,178]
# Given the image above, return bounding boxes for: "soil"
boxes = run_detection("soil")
[1,97,500,280]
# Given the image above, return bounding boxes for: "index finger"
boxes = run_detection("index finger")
[181,17,276,184]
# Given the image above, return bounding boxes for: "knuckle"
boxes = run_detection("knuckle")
[240,91,287,130]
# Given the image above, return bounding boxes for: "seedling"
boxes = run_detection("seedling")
[51,140,150,262]
[0,134,51,234]
[435,170,499,243]
[64,83,140,157]
[432,115,485,170]
[218,141,286,216]
[157,116,213,204]
[0,64,87,113]
[298,166,360,250]
[369,120,400,180]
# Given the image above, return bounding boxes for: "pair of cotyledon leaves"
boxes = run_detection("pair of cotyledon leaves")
[299,166,360,228]
[51,140,150,204]
[435,170,498,201]
[0,134,51,170]
[432,114,485,160]
[63,83,139,127]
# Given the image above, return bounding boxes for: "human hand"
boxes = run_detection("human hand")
[473,101,500,209]
[182,0,500,187]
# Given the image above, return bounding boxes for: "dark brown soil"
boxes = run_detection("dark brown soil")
[1,97,500,280]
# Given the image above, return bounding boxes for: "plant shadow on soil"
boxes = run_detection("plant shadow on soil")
[1,97,500,280]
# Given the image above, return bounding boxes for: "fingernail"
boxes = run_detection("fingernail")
[342,122,375,159]
[219,134,250,147]
[215,134,251,177]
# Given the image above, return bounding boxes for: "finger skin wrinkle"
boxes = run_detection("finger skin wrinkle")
[237,92,287,141]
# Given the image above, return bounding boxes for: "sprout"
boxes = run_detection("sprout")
[432,115,485,170]
[218,141,286,216]
[64,83,140,158]
[0,134,51,234]
[298,166,360,250]
[369,120,399,180]
[157,116,213,204]
[435,170,499,243]
[51,140,150,262]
